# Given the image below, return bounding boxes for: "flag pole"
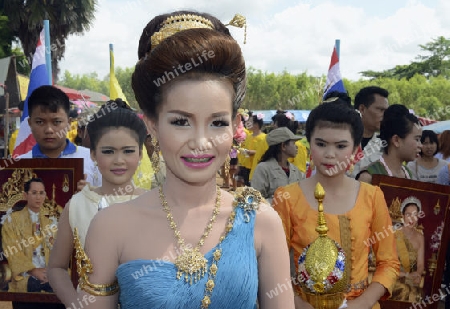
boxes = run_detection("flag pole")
[109,43,114,99]
[335,39,340,60]
[44,20,52,84]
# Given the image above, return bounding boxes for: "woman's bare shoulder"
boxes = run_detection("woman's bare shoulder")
[93,190,159,225]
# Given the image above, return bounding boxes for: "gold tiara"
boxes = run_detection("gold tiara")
[150,13,246,48]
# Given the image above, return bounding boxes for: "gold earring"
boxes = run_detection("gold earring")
[151,136,160,174]
[224,154,230,179]
[348,154,355,174]
[93,161,99,184]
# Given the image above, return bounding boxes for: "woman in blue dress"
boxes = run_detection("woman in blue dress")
[72,11,294,309]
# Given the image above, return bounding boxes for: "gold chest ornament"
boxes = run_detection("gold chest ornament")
[297,183,349,309]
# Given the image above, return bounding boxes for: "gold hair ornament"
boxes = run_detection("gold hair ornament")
[322,96,339,104]
[150,14,247,49]
[224,14,247,44]
[74,228,119,296]
[151,14,215,48]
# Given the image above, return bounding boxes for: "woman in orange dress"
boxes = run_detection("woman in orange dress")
[274,95,399,309]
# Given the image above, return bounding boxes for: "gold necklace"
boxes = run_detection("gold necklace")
[159,185,221,285]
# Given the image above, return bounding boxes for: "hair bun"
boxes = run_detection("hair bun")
[386,104,409,117]
[104,98,132,111]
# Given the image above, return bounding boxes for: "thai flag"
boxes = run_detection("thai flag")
[323,44,346,99]
[13,29,49,157]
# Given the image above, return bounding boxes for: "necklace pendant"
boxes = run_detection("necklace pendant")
[175,247,208,285]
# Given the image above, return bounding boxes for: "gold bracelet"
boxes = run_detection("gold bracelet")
[79,277,119,296]
[74,228,120,296]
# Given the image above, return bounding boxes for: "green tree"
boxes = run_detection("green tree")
[4,0,97,79]
[0,13,12,58]
[12,46,30,75]
[360,36,450,80]
[59,70,108,95]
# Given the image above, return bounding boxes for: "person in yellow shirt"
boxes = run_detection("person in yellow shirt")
[241,112,266,185]
[251,112,309,180]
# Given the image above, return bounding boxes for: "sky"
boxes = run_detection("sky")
[58,0,450,81]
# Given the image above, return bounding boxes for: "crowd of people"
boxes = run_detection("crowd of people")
[0,8,449,309]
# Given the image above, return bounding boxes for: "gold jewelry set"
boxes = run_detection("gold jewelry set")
[159,185,221,285]
[160,185,239,308]
[150,135,160,175]
[75,12,248,300]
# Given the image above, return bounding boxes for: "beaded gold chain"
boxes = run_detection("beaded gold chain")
[201,202,237,308]
[159,186,221,285]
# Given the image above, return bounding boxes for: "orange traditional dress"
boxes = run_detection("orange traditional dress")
[274,182,399,309]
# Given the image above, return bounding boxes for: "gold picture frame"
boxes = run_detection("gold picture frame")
[0,158,83,305]
[372,175,450,309]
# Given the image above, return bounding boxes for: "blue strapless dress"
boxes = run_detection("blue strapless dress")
[116,204,258,309]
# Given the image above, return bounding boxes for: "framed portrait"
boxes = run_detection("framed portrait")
[0,158,83,304]
[372,175,450,309]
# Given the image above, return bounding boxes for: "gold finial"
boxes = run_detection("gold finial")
[225,14,247,44]
[150,14,215,48]
[314,183,328,236]
[434,199,441,215]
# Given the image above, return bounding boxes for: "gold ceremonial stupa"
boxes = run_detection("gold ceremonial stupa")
[297,183,348,309]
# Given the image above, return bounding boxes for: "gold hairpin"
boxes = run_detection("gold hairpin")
[225,14,247,44]
[322,96,340,103]
[150,14,215,48]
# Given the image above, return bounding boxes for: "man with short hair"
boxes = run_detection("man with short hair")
[19,85,100,187]
[1,178,58,292]
[351,86,389,178]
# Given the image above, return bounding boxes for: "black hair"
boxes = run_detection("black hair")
[133,11,245,120]
[421,130,440,156]
[69,108,79,119]
[305,100,363,147]
[87,99,147,151]
[323,91,352,107]
[28,85,70,117]
[379,104,420,154]
[250,112,264,130]
[354,86,389,110]
[24,178,44,192]
[402,203,420,215]
[271,112,298,133]
[272,113,290,128]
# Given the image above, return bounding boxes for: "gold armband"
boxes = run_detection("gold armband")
[74,228,119,296]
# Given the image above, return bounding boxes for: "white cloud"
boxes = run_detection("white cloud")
[58,0,450,82]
